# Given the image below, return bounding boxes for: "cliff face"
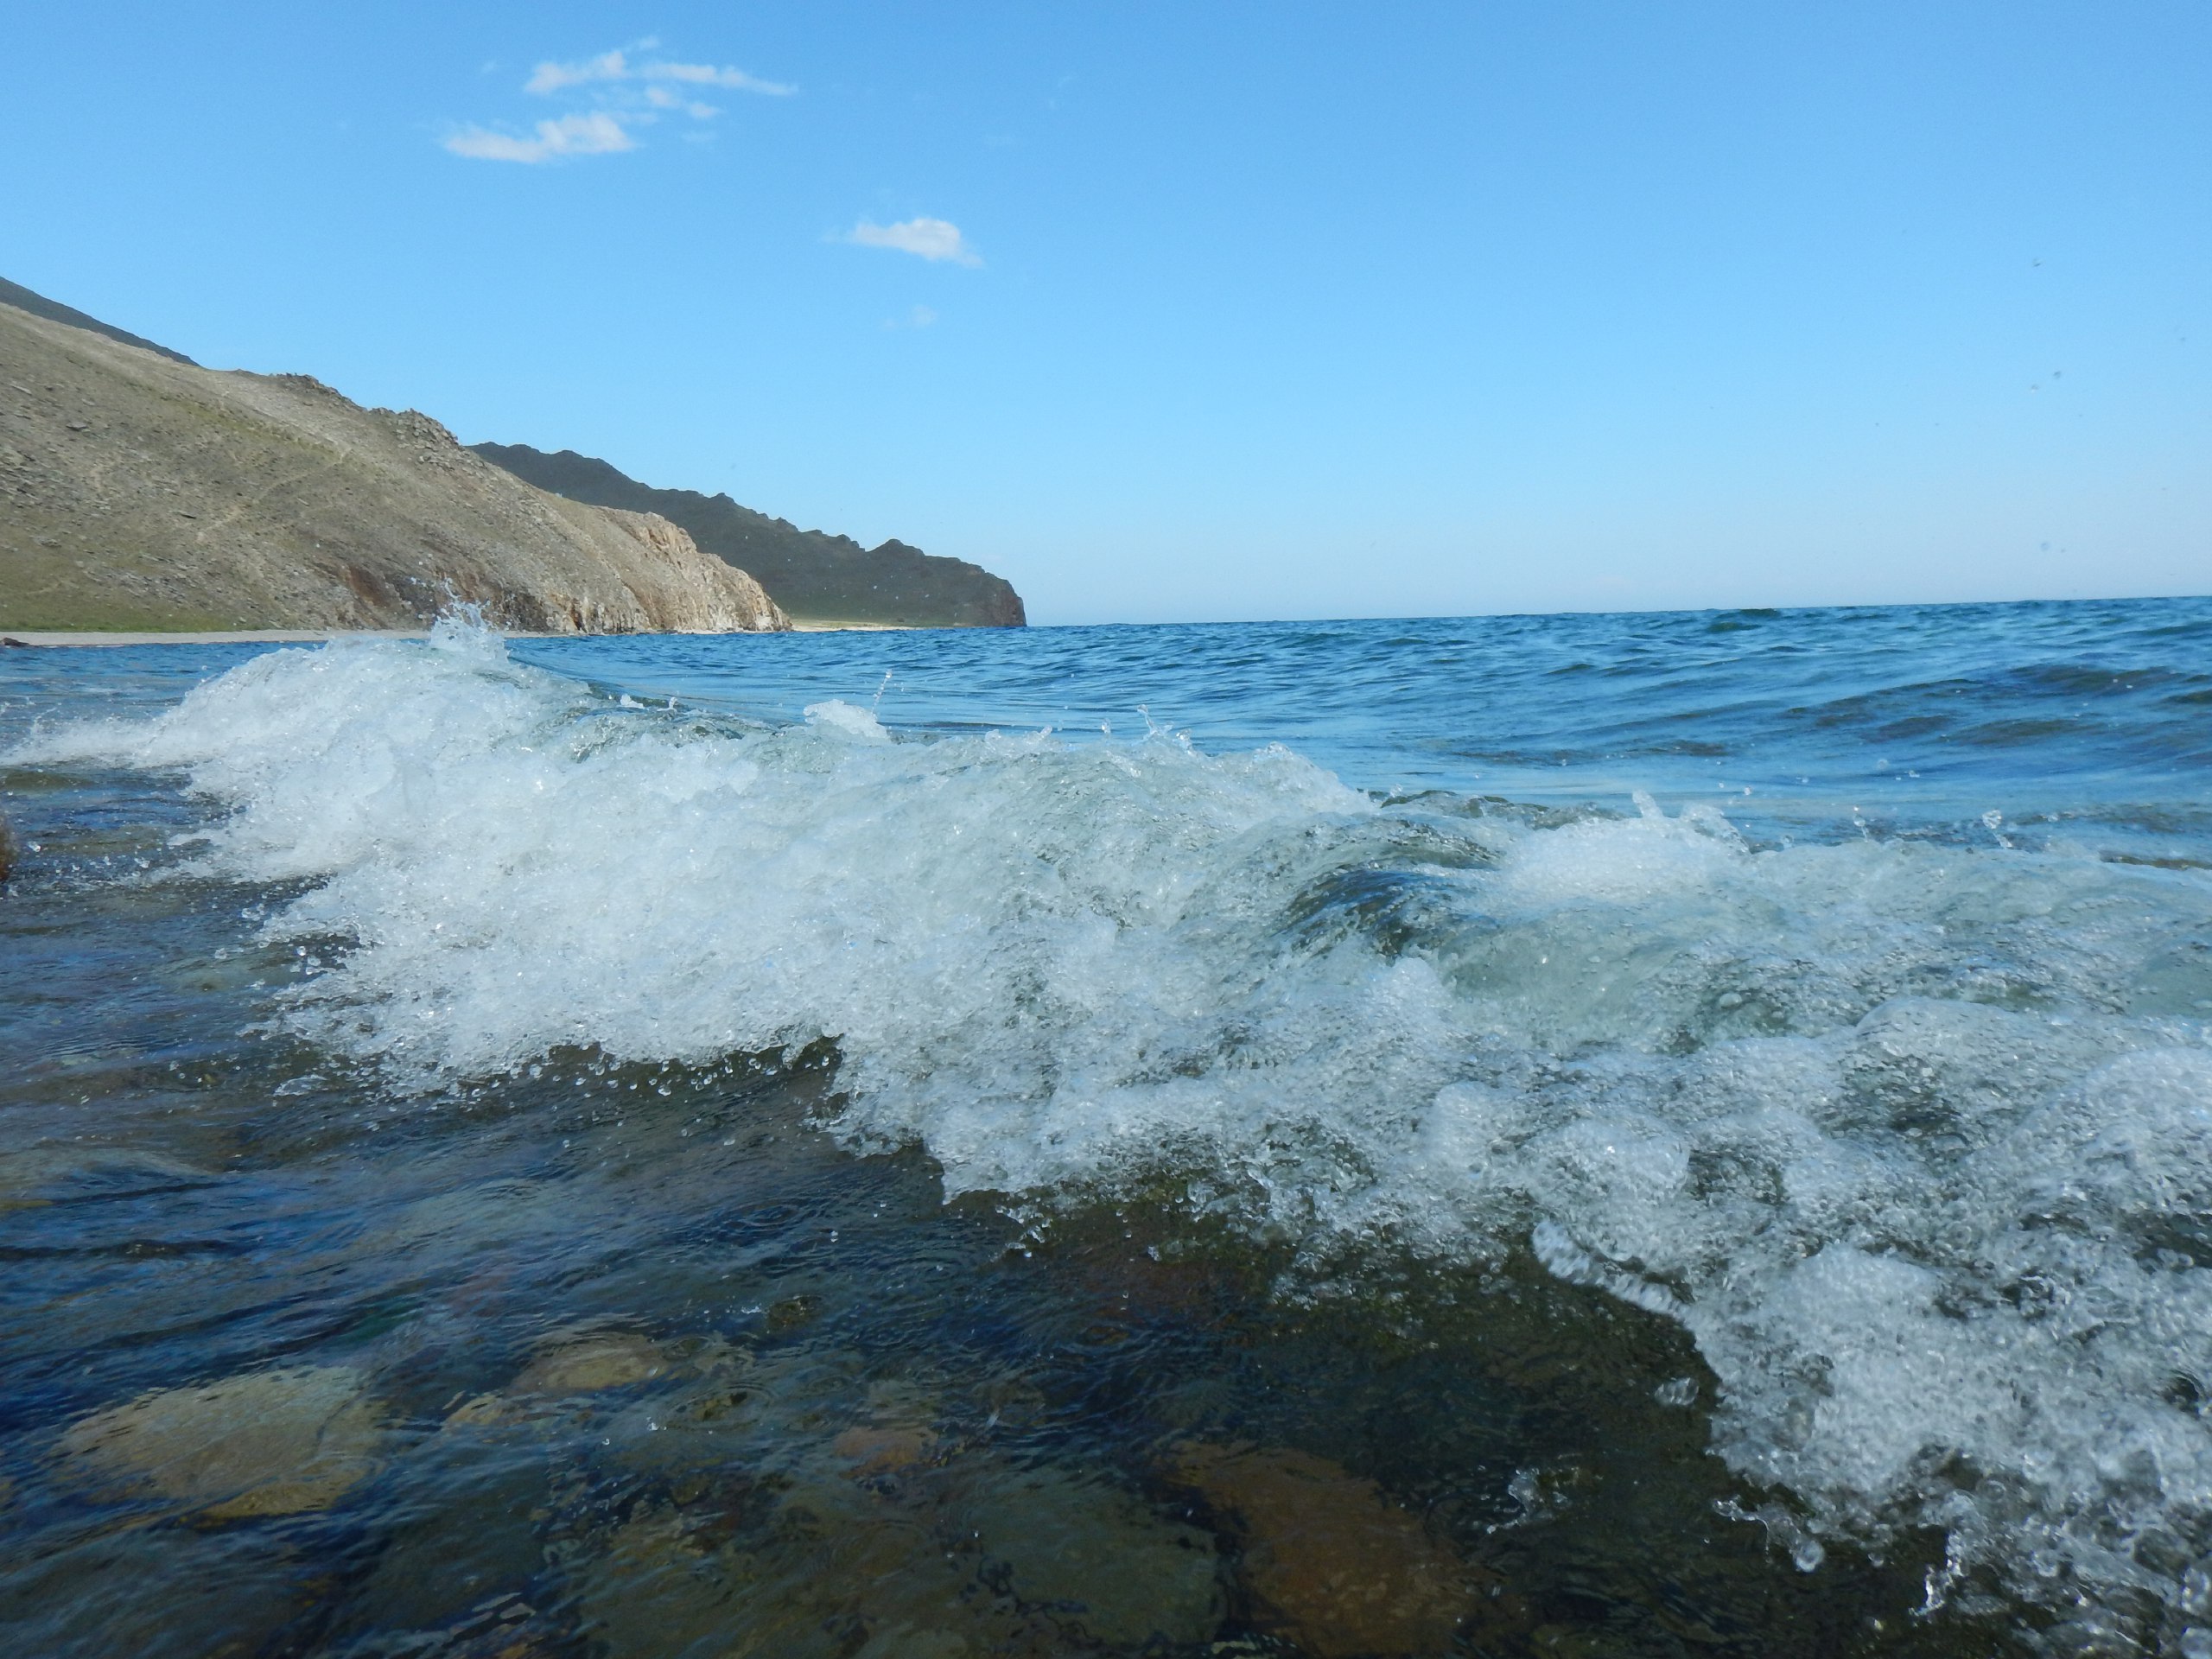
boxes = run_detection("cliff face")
[0,301,788,634]
[472,442,1027,629]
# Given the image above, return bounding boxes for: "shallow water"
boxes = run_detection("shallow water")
[2,596,2209,1657]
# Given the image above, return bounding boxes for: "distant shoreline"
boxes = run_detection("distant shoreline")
[1,630,413,648]
[2,623,916,648]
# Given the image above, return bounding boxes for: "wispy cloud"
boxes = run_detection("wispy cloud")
[443,111,636,163]
[645,85,718,118]
[524,48,794,98]
[847,218,982,267]
[445,41,791,165]
[524,49,626,96]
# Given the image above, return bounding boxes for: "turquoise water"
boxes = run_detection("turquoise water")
[2,595,2209,1657]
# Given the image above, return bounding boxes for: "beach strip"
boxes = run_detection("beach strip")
[2,623,915,647]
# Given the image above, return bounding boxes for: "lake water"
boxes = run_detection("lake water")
[3,595,2209,1657]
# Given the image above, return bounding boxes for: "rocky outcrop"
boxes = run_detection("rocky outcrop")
[0,299,788,634]
[473,442,1026,629]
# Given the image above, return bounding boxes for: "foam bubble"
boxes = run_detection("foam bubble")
[15,626,2212,1622]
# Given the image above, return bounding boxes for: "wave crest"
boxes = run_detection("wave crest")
[18,627,2212,1620]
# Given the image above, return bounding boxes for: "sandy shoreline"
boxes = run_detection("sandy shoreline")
[2,622,914,647]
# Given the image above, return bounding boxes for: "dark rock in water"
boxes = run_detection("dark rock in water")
[0,635,28,646]
[0,811,16,883]
[346,1460,553,1636]
[966,1464,1225,1647]
[1168,1441,1482,1658]
[575,1495,1002,1659]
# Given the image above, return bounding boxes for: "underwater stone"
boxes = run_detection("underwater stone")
[576,1499,1013,1659]
[346,1457,553,1633]
[847,1624,976,1659]
[57,1365,383,1520]
[511,1327,674,1394]
[832,1424,937,1477]
[968,1465,1224,1648]
[1170,1442,1469,1658]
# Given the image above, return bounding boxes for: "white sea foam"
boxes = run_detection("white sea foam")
[16,621,2212,1620]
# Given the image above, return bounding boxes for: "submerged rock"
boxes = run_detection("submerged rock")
[58,1364,384,1520]
[826,1377,944,1480]
[567,1417,1217,1656]
[346,1456,555,1635]
[831,1423,937,1478]
[444,1331,757,1456]
[966,1464,1225,1649]
[0,810,16,884]
[574,1497,1000,1659]
[512,1327,675,1395]
[1169,1442,1471,1658]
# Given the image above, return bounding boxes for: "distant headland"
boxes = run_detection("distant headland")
[474,445,1025,632]
[0,280,1025,636]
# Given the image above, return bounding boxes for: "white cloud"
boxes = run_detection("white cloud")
[447,42,789,165]
[848,218,982,267]
[524,49,628,94]
[645,61,794,95]
[645,86,718,118]
[524,48,794,98]
[443,111,637,164]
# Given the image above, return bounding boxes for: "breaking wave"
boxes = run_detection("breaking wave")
[16,620,2212,1624]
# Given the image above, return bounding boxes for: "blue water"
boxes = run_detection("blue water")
[2,594,2209,1658]
[509,596,2212,847]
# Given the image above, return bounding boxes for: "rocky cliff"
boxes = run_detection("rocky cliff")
[0,298,788,634]
[472,443,1026,629]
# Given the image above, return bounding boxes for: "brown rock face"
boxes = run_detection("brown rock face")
[0,301,789,634]
[1170,1442,1470,1658]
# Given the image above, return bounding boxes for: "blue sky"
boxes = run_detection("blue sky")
[3,3,2206,624]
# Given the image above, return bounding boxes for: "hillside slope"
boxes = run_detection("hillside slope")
[472,443,1026,629]
[0,276,194,365]
[0,302,787,633]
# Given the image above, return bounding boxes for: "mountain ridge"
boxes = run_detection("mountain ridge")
[0,276,195,366]
[0,296,787,634]
[470,443,1026,629]
[0,275,1019,632]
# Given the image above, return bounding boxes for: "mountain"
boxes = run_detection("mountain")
[0,294,787,634]
[0,276,195,365]
[470,443,1027,629]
